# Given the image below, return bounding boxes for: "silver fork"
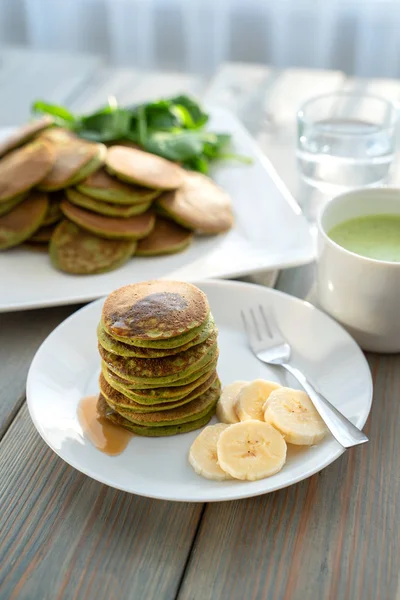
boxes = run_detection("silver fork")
[241,306,369,449]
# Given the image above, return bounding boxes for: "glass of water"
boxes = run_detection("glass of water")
[297,92,398,192]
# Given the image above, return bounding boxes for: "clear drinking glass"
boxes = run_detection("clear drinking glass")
[297,92,398,192]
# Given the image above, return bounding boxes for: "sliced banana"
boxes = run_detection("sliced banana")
[235,379,281,422]
[264,387,328,446]
[216,380,248,424]
[217,420,287,481]
[189,423,233,481]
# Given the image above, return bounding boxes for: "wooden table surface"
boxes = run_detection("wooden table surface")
[0,46,399,600]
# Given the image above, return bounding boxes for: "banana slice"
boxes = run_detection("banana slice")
[216,380,248,424]
[217,420,287,481]
[264,387,328,446]
[235,379,281,421]
[189,423,233,481]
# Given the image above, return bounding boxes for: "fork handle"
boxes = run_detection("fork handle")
[281,362,369,449]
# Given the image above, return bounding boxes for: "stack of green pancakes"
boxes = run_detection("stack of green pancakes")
[97,280,221,436]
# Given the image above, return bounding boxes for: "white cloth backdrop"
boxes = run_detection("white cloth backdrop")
[1,0,400,77]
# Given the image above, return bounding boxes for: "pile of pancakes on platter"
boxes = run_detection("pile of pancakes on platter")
[97,280,221,436]
[0,117,234,274]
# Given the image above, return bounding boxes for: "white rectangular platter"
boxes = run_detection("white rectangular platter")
[0,107,314,312]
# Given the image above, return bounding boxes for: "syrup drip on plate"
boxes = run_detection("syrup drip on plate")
[78,395,132,456]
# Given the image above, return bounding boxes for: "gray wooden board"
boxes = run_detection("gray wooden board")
[0,404,203,600]
[68,66,205,112]
[0,305,81,439]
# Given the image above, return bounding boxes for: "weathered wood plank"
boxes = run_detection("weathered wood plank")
[0,404,202,600]
[0,305,80,438]
[0,46,102,125]
[67,67,143,112]
[69,67,205,112]
[177,353,399,600]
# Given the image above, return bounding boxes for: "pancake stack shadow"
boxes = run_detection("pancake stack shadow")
[0,119,234,274]
[97,281,221,436]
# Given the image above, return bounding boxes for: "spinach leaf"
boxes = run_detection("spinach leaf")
[183,155,209,173]
[31,94,250,172]
[136,105,148,145]
[169,95,208,128]
[142,101,181,131]
[78,103,131,142]
[142,131,205,162]
[32,101,76,125]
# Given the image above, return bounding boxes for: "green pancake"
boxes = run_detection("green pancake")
[77,168,161,205]
[0,139,54,202]
[98,393,216,437]
[104,379,221,427]
[0,193,27,217]
[0,192,48,250]
[102,280,210,344]
[99,370,217,412]
[106,145,184,190]
[102,360,218,403]
[66,188,152,217]
[136,217,193,256]
[50,220,137,275]
[60,200,155,240]
[98,329,217,381]
[38,128,107,191]
[97,314,216,358]
[66,149,107,187]
[103,352,219,391]
[0,116,53,158]
[157,171,234,234]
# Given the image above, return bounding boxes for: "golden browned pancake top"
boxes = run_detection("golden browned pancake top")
[0,140,54,202]
[102,280,209,340]
[106,146,184,190]
[39,129,104,188]
[158,171,234,234]
[0,116,53,158]
[0,192,48,248]
[136,217,192,254]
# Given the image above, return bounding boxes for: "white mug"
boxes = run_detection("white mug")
[317,187,400,353]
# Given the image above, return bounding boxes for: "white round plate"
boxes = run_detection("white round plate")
[27,280,372,502]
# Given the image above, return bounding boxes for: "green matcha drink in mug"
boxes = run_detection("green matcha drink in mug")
[317,188,400,352]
